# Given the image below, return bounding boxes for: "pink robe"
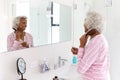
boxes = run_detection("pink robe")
[77,34,110,80]
[7,32,33,51]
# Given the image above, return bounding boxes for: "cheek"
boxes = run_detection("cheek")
[21,23,26,27]
[19,24,26,30]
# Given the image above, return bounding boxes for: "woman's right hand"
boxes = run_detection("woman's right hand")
[71,47,78,55]
[79,34,89,48]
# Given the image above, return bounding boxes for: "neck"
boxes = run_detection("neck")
[18,29,24,33]
[91,32,100,39]
[14,30,24,34]
[19,30,24,33]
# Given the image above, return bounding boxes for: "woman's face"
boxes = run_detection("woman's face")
[18,18,27,31]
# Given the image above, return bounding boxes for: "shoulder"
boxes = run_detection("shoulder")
[8,32,15,38]
[92,34,106,41]
[90,34,108,45]
[94,34,108,48]
[97,34,108,43]
[25,32,33,38]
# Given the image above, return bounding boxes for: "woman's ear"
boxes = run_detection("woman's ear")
[86,29,97,36]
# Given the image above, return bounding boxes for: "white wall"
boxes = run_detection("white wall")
[0,0,9,52]
[105,0,120,80]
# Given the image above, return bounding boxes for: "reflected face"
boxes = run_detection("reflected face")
[18,18,27,31]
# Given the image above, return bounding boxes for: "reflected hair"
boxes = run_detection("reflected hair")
[12,16,27,30]
[85,11,105,33]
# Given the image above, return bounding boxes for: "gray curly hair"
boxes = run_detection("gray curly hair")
[85,11,104,33]
[12,16,27,30]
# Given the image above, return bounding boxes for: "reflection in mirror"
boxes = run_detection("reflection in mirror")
[51,2,72,43]
[30,1,72,46]
[0,0,72,53]
[30,0,51,46]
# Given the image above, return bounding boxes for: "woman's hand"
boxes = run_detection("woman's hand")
[79,34,89,48]
[71,47,78,55]
[21,42,29,48]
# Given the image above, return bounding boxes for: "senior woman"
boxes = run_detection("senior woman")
[7,16,33,51]
[71,11,110,80]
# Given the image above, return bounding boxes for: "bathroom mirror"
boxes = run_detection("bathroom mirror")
[0,0,72,53]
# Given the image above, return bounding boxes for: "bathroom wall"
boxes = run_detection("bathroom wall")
[105,0,120,80]
[0,0,9,52]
